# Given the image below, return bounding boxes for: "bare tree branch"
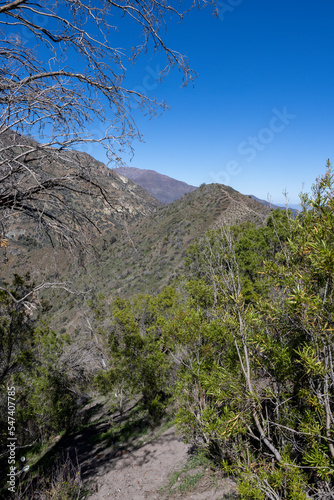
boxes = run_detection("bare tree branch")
[0,0,204,247]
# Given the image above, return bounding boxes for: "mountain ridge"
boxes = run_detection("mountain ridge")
[113,166,197,203]
[78,182,273,300]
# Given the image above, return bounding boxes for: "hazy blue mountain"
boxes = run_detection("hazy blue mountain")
[113,166,197,203]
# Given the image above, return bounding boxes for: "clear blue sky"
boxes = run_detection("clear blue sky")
[90,0,333,205]
[16,0,334,205]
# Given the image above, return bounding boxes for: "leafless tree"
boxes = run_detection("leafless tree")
[0,0,203,247]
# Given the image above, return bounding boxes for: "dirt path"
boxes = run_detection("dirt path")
[39,399,238,499]
[88,426,188,499]
[87,424,238,500]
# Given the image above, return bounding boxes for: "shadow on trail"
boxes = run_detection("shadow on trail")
[29,399,166,484]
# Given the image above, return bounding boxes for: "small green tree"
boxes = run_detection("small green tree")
[95,288,179,422]
[0,274,35,387]
[13,324,77,443]
[0,276,80,490]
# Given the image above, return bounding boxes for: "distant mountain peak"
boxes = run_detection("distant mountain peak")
[113,167,197,204]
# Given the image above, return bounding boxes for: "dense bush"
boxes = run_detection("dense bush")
[5,166,331,498]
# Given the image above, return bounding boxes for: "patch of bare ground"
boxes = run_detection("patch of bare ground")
[74,400,238,500]
[88,425,187,499]
[27,398,237,499]
[88,424,238,500]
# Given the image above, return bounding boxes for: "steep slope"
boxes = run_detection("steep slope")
[0,131,161,240]
[113,166,197,203]
[1,133,272,332]
[0,131,161,281]
[78,183,272,300]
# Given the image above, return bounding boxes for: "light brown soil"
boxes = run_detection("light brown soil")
[88,426,187,499]
[86,425,238,500]
[44,399,238,499]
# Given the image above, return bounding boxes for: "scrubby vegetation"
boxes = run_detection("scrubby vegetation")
[90,165,334,498]
[1,165,334,498]
[0,277,85,498]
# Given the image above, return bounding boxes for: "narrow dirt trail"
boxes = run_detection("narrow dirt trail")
[43,399,238,499]
[86,425,238,500]
[88,426,189,499]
